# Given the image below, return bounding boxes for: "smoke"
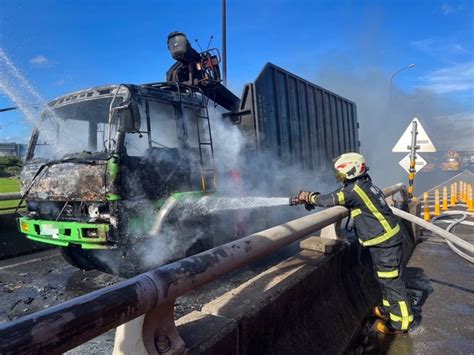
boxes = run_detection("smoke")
[131,102,337,272]
[314,62,473,187]
[209,106,337,195]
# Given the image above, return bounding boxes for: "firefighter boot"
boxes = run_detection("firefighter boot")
[374,319,402,335]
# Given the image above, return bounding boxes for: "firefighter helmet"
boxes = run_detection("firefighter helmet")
[333,152,368,182]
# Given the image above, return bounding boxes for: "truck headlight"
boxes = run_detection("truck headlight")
[20,221,29,232]
[82,228,99,238]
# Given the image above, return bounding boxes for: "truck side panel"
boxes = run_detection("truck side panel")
[240,63,359,176]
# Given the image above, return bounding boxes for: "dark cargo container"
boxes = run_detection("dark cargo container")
[238,63,359,175]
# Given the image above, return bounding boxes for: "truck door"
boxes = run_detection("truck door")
[122,100,192,200]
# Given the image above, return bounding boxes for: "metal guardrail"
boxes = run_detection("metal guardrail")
[0,183,407,354]
[0,192,21,201]
[0,192,22,213]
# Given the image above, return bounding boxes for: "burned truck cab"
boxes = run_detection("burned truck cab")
[17,31,242,277]
[18,82,217,275]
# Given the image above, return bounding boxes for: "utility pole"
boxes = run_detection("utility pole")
[222,0,227,86]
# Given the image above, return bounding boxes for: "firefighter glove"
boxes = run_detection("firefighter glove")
[297,191,320,205]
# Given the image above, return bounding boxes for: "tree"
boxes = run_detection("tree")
[0,156,22,177]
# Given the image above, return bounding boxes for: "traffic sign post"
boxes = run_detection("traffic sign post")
[399,153,427,174]
[393,117,436,199]
[408,120,418,198]
[392,117,436,153]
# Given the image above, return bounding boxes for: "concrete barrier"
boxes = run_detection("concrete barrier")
[176,241,380,354]
[0,213,53,259]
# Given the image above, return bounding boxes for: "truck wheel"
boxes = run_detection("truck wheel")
[116,248,143,278]
[60,246,97,271]
[184,237,213,257]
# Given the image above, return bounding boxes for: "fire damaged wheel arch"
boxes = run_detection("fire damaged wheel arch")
[60,246,97,271]
[60,246,133,276]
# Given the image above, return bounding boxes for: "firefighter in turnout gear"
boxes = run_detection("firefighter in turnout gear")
[295,152,413,334]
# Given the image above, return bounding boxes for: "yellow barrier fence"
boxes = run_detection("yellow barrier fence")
[434,189,440,216]
[423,192,431,221]
[468,184,473,212]
[442,186,448,211]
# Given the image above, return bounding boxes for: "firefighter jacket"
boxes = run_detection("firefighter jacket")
[309,175,402,247]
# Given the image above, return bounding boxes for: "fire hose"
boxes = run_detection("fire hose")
[290,196,474,257]
[391,207,474,263]
[430,211,474,263]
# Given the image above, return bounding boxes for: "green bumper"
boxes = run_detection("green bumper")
[18,217,110,249]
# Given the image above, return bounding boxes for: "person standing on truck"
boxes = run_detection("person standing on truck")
[293,152,413,334]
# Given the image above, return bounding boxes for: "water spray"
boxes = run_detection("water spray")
[0,49,64,155]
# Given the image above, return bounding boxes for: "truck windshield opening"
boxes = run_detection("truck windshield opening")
[32,98,120,160]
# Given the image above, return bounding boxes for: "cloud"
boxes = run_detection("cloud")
[419,62,474,94]
[53,79,66,87]
[29,55,49,65]
[440,2,464,15]
[441,2,455,15]
[410,37,471,57]
[411,37,473,94]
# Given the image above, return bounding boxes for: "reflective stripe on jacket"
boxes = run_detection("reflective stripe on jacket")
[311,175,402,247]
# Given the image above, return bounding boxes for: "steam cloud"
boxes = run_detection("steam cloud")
[135,104,337,271]
[315,66,473,187]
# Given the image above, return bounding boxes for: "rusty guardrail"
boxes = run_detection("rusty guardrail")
[0,183,407,354]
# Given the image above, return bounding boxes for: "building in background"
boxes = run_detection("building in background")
[0,143,27,158]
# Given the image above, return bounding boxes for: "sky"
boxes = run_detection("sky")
[0,0,473,156]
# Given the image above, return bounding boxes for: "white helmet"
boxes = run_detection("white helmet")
[333,152,368,182]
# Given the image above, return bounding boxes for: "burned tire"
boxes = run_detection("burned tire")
[115,246,144,278]
[60,246,97,271]
[61,246,129,276]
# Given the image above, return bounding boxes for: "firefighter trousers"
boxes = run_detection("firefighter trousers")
[369,242,413,331]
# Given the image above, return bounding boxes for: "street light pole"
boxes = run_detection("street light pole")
[222,0,227,87]
[389,63,416,108]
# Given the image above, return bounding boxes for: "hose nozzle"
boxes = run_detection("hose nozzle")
[289,196,302,206]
